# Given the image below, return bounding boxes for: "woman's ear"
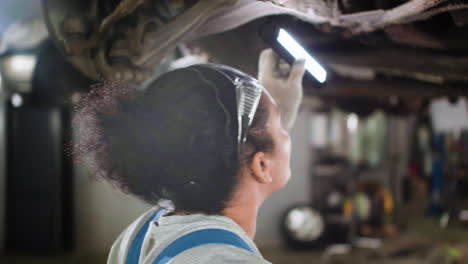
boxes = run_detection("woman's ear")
[249,152,273,184]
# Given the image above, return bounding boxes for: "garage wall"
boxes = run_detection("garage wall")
[73,108,313,251]
[73,164,150,252]
[0,84,5,252]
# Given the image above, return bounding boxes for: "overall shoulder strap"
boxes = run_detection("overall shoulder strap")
[151,228,255,264]
[126,209,167,264]
[126,209,254,264]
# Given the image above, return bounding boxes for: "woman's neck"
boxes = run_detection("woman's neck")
[222,202,260,239]
[222,183,267,239]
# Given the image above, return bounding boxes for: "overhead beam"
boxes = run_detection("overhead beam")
[317,49,468,83]
[306,76,468,98]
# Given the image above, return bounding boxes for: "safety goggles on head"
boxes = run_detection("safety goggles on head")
[199,64,263,150]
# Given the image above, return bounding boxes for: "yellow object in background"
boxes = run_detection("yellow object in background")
[379,189,394,214]
[343,192,371,220]
[344,199,353,217]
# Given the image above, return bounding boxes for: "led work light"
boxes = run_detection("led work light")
[259,22,327,88]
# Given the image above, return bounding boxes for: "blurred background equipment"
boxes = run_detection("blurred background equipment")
[1,32,90,253]
[281,205,328,248]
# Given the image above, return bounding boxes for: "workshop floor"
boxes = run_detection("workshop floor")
[0,248,322,264]
[0,248,458,264]
[1,245,467,264]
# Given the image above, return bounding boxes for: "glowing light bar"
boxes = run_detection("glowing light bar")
[277,29,327,83]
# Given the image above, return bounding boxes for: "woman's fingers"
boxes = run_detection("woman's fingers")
[259,48,306,86]
[288,59,306,86]
[258,48,278,79]
[257,49,305,130]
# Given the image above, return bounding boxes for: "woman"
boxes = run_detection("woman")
[73,49,305,263]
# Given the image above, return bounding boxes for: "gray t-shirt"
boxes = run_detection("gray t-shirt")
[107,207,272,264]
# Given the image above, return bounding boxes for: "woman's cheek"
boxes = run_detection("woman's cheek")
[279,132,292,187]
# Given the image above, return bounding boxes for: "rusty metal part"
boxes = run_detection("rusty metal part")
[384,24,446,50]
[42,0,238,83]
[402,2,468,24]
[260,0,468,34]
[191,17,468,101]
[41,0,468,86]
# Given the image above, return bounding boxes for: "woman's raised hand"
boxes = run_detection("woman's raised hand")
[257,49,306,131]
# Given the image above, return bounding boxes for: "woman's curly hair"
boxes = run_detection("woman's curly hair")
[72,65,274,214]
